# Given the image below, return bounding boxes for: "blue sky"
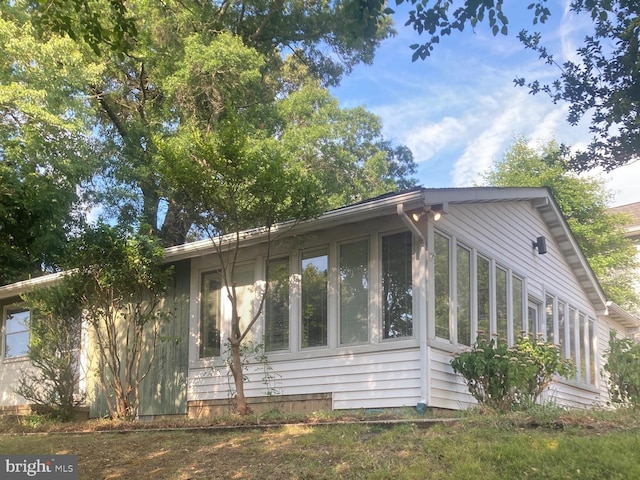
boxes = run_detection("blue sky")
[331,0,639,207]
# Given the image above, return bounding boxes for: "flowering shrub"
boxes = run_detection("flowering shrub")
[604,333,640,408]
[450,334,575,412]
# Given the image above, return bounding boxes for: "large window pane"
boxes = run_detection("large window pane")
[496,267,507,342]
[200,272,221,358]
[545,295,555,344]
[579,313,587,383]
[4,308,29,358]
[434,232,450,339]
[302,249,328,348]
[557,301,566,358]
[569,307,577,378]
[382,231,413,338]
[512,276,523,343]
[456,245,471,346]
[477,256,490,338]
[588,319,596,385]
[340,239,369,345]
[265,257,289,351]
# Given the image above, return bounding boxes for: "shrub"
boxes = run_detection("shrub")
[603,332,640,407]
[450,334,575,412]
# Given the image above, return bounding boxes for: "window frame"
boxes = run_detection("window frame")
[432,229,527,347]
[264,256,291,352]
[338,237,370,346]
[380,230,414,341]
[199,270,223,359]
[300,247,329,349]
[3,304,30,361]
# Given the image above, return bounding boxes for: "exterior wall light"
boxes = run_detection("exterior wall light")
[533,236,547,254]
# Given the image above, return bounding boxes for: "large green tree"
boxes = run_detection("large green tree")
[484,138,639,310]
[0,0,416,284]
[397,0,640,172]
[0,7,101,284]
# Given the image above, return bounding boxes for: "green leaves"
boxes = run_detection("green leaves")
[604,333,640,407]
[451,334,575,412]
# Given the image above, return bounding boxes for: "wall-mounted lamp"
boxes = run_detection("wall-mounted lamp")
[410,202,449,222]
[411,210,426,222]
[532,236,547,255]
[430,202,448,222]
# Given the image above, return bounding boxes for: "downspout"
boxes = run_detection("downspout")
[397,204,430,413]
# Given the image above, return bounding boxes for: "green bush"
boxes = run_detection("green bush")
[450,335,575,412]
[604,332,640,407]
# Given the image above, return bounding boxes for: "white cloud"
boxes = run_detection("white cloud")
[404,117,466,163]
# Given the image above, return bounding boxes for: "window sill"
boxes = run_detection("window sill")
[554,377,600,395]
[2,355,29,364]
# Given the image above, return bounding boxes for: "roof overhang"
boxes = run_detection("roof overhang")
[0,187,625,319]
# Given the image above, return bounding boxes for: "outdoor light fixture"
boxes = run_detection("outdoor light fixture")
[430,202,448,222]
[411,210,426,222]
[533,236,547,255]
[410,202,449,222]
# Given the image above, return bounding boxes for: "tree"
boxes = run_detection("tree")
[2,1,414,251]
[396,0,640,171]
[484,138,639,310]
[62,225,173,419]
[160,113,326,415]
[0,6,101,284]
[16,279,86,421]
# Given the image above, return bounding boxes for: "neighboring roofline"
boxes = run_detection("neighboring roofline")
[606,301,640,328]
[0,187,614,315]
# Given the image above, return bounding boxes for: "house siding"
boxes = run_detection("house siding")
[188,347,422,411]
[89,259,191,418]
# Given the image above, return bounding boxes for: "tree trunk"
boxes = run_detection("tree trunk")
[229,337,252,415]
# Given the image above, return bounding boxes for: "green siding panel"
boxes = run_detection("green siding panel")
[90,259,191,418]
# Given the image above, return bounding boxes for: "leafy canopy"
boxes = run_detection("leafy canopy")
[395,0,640,172]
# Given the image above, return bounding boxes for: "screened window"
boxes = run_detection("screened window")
[527,300,540,337]
[496,266,508,341]
[545,295,555,344]
[434,232,450,339]
[579,313,587,383]
[477,256,490,336]
[200,272,221,358]
[512,276,523,341]
[588,319,596,385]
[4,307,29,359]
[382,231,413,339]
[569,307,577,374]
[265,257,290,351]
[301,249,328,348]
[456,245,471,346]
[557,301,566,358]
[340,239,369,345]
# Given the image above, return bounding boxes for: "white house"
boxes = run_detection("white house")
[1,187,638,417]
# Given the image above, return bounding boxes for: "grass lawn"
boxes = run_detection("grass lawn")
[1,408,640,479]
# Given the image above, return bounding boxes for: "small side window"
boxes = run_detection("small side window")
[4,307,30,359]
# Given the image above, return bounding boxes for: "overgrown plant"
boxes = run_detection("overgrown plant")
[604,332,640,408]
[451,334,574,412]
[15,279,86,421]
[65,225,174,420]
[218,340,281,412]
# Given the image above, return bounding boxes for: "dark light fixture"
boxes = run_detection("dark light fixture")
[533,236,547,255]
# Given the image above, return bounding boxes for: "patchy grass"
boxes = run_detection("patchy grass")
[1,408,640,479]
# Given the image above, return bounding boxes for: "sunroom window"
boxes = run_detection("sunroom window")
[339,239,369,345]
[301,249,328,348]
[200,271,221,358]
[382,231,413,339]
[4,307,30,359]
[265,257,290,352]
